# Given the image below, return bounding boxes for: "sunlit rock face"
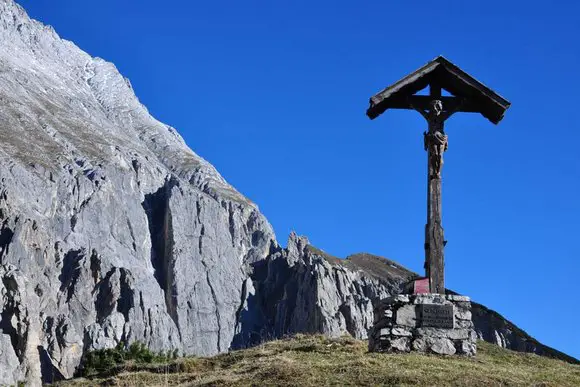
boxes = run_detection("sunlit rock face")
[0,0,575,384]
[0,0,275,384]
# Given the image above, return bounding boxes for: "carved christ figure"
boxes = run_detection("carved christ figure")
[412,99,452,179]
[424,100,448,178]
[425,131,448,178]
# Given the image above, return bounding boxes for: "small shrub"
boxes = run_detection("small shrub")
[80,346,125,377]
[79,341,173,378]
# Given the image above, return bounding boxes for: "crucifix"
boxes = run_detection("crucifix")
[366,56,510,294]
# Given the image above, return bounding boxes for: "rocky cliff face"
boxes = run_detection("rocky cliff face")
[0,0,574,384]
[0,1,276,384]
[233,234,403,348]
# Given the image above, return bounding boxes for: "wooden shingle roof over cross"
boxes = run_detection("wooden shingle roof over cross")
[366,56,511,124]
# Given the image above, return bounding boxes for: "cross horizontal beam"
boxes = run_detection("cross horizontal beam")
[384,95,481,114]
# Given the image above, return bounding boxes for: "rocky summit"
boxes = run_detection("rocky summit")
[0,0,575,385]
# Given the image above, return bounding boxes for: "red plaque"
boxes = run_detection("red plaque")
[413,278,430,294]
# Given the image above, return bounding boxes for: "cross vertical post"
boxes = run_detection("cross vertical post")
[425,82,446,294]
[366,56,510,295]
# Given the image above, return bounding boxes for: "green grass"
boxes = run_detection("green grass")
[58,335,580,386]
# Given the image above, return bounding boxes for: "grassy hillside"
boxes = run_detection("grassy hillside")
[58,335,580,387]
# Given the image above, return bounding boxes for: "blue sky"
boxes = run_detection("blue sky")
[19,1,580,358]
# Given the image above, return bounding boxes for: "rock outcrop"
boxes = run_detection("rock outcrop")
[233,234,408,347]
[0,0,575,384]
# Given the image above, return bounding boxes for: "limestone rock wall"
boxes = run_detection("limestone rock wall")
[233,234,404,347]
[0,0,275,384]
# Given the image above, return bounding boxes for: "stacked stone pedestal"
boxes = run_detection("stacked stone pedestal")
[369,294,477,356]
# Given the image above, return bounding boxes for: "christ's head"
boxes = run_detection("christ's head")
[431,100,443,116]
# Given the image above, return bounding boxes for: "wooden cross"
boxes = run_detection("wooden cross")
[366,56,510,294]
